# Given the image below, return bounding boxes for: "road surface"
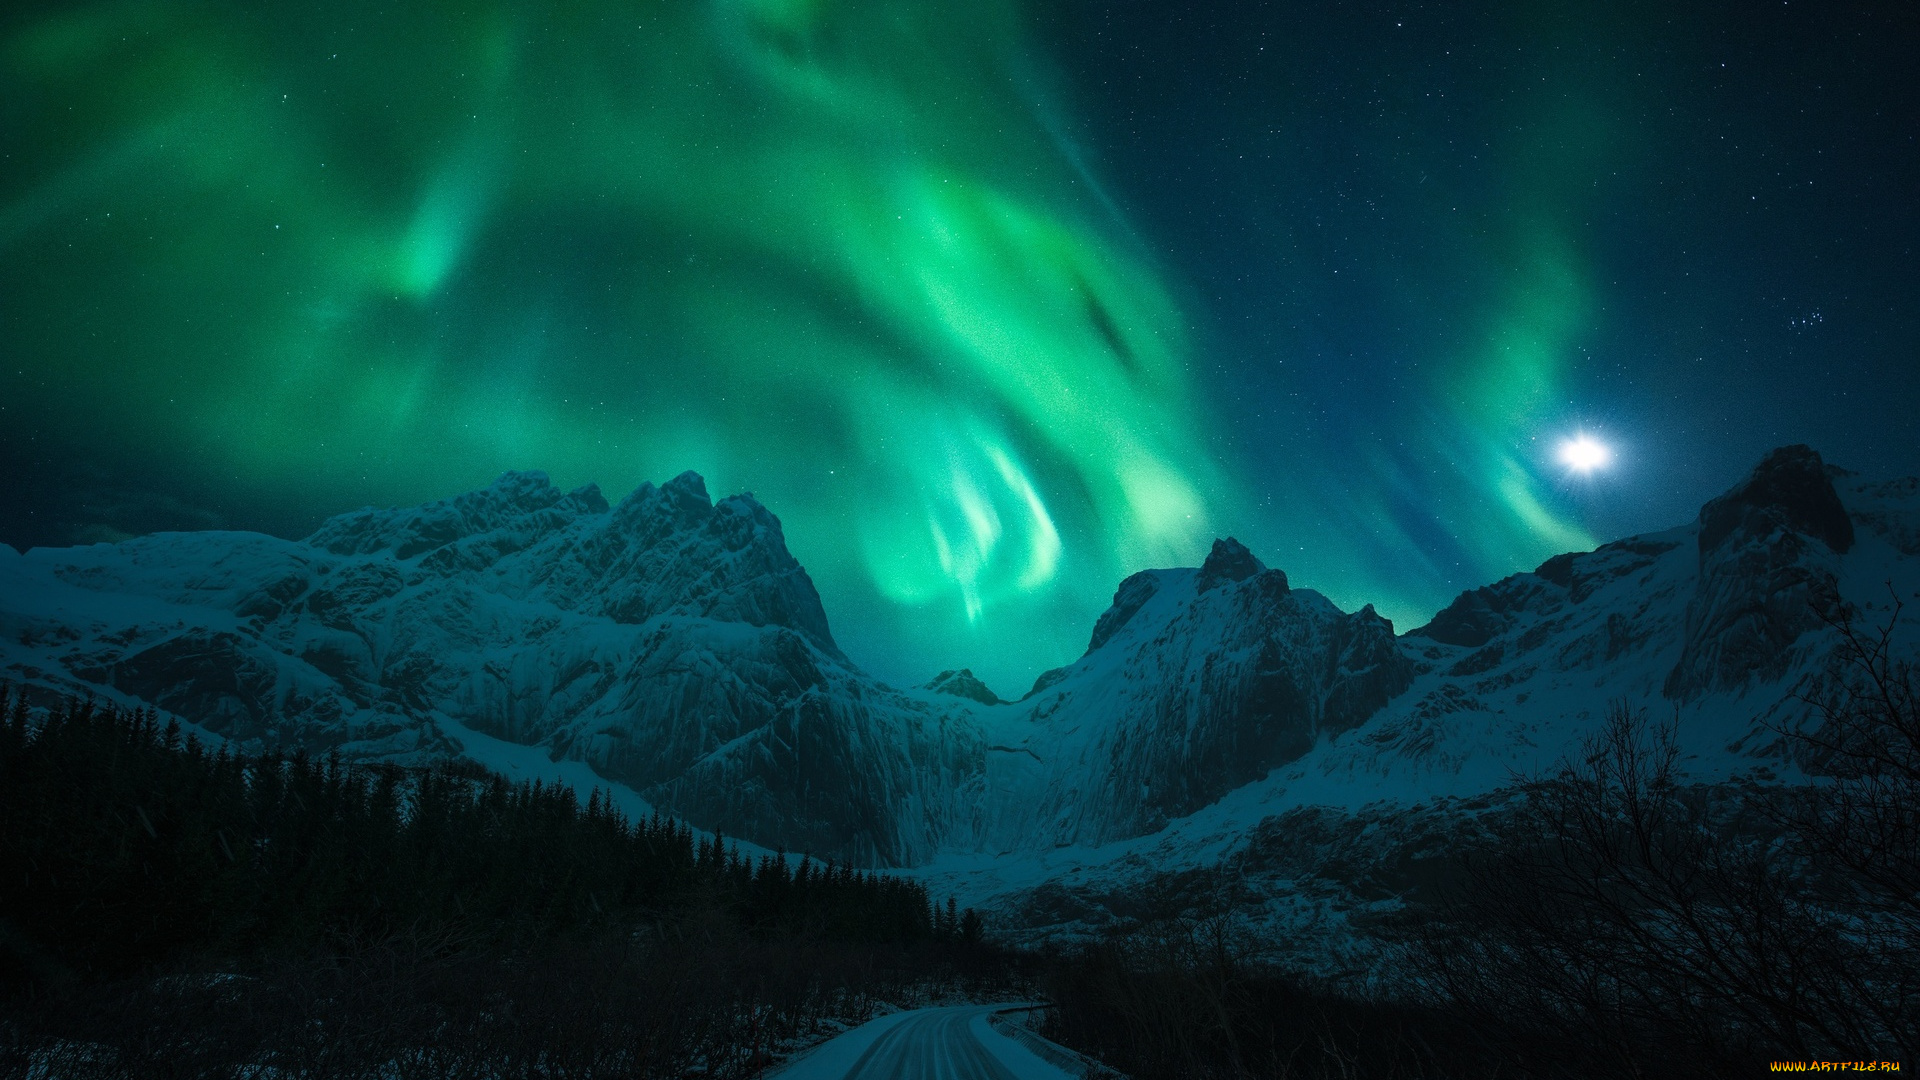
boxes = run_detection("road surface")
[771,1004,1082,1080]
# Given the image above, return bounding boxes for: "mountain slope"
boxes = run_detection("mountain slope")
[2,446,1915,886]
[0,471,983,865]
[918,446,1920,946]
[957,538,1411,851]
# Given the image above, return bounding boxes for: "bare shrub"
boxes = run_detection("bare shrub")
[1042,912,1493,1079]
[1788,591,1920,954]
[1419,689,1917,1074]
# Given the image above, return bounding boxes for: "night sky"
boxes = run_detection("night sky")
[3,0,1916,693]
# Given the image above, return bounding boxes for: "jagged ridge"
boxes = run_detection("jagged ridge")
[2,446,1916,880]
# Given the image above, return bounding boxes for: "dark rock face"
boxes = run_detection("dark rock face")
[926,668,1002,705]
[567,624,982,866]
[1321,605,1412,734]
[1087,571,1161,653]
[1410,587,1511,648]
[1849,476,1920,555]
[1106,577,1411,835]
[110,631,282,739]
[1411,532,1685,652]
[1697,444,1853,557]
[1013,554,1414,846]
[1410,572,1563,648]
[1024,666,1072,699]
[1665,446,1850,701]
[1196,537,1266,592]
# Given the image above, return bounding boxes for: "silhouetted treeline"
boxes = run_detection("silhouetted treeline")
[0,685,951,985]
[0,685,1020,1077]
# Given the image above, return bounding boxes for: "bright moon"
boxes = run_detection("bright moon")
[1557,434,1613,473]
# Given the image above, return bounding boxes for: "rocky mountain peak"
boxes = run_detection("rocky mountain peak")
[925,668,1002,705]
[1665,445,1857,701]
[568,483,611,515]
[1087,571,1163,653]
[1408,582,1539,648]
[613,470,716,533]
[555,476,845,659]
[1698,444,1854,557]
[306,470,596,558]
[491,469,555,500]
[1198,537,1266,591]
[660,470,712,510]
[7,444,1910,872]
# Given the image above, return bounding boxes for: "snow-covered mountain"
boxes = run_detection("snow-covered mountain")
[953,538,1411,852]
[0,470,985,865]
[917,445,1920,948]
[3,446,1916,895]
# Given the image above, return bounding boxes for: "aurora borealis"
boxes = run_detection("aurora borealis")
[4,0,1917,692]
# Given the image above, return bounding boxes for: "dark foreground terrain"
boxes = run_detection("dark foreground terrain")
[3,633,1915,1078]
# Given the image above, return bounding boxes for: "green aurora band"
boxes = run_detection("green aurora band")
[1265,12,1621,630]
[2,0,1604,689]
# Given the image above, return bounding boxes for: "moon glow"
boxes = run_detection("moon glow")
[1557,434,1614,474]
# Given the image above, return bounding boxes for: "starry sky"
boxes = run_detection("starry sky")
[3,0,1916,694]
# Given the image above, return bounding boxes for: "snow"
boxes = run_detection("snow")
[769,1005,1075,1080]
[765,1009,918,1079]
[436,712,659,821]
[899,456,1920,946]
[3,451,1917,948]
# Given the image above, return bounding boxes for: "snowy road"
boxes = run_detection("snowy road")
[771,1004,1081,1080]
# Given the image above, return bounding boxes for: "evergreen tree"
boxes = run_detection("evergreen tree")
[0,683,938,987]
